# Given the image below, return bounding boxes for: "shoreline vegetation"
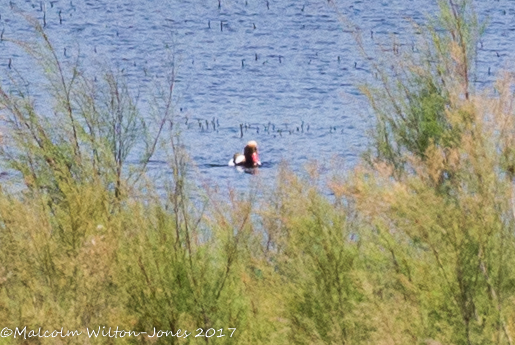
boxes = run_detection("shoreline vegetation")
[1,1,515,344]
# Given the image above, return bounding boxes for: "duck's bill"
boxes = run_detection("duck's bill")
[252,152,261,166]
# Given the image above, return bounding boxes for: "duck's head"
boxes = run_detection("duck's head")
[244,140,260,167]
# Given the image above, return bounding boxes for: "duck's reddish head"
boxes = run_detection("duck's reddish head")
[244,140,261,167]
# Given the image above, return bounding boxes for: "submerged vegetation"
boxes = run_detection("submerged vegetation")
[1,1,515,344]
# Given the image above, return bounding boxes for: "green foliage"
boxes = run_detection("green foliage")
[370,76,451,166]
[362,0,483,175]
[260,168,366,344]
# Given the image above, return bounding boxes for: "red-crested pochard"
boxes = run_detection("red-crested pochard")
[228,140,261,167]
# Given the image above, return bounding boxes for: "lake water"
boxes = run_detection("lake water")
[0,0,512,192]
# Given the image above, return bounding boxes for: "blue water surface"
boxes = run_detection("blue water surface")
[0,0,511,193]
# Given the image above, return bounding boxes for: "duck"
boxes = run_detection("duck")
[228,140,261,167]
